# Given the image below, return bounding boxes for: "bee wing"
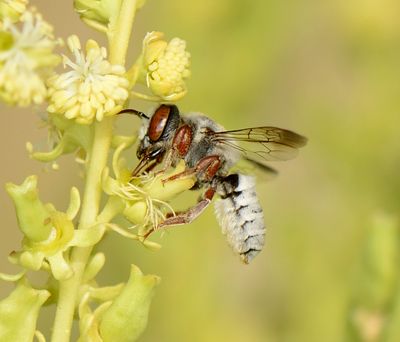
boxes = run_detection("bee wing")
[209,126,307,162]
[230,156,279,182]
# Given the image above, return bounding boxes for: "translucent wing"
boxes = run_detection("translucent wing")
[208,126,307,162]
[230,156,279,182]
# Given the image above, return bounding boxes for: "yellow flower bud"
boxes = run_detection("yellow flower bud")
[0,278,50,342]
[74,0,146,33]
[74,0,123,27]
[6,175,53,242]
[138,31,191,101]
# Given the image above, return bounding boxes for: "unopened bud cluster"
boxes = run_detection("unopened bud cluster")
[136,31,191,101]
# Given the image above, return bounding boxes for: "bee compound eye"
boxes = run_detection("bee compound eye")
[148,105,171,142]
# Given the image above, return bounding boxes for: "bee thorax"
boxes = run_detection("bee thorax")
[183,113,240,172]
[214,174,265,263]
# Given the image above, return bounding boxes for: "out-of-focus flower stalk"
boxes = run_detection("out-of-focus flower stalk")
[346,213,399,342]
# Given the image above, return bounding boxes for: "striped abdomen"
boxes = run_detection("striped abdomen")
[214,174,265,263]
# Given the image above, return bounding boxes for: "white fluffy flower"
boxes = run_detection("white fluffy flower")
[47,35,129,124]
[0,10,60,106]
[0,0,28,23]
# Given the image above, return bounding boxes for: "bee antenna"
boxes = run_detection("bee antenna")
[118,108,149,120]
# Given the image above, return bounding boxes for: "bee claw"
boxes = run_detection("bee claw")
[141,229,154,240]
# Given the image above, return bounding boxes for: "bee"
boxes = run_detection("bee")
[120,104,307,263]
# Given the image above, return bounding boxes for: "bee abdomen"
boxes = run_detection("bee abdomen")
[214,174,265,263]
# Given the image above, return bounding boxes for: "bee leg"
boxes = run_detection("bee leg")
[143,159,159,173]
[153,124,193,177]
[143,188,216,238]
[162,155,221,184]
[161,167,196,184]
[152,149,175,176]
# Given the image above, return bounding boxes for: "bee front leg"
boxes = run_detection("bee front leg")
[155,124,193,177]
[151,149,174,175]
[162,155,221,184]
[143,188,216,238]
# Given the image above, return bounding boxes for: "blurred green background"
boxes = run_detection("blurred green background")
[2,0,400,341]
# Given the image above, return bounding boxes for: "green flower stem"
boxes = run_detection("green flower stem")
[108,0,138,65]
[51,1,138,341]
[51,119,114,342]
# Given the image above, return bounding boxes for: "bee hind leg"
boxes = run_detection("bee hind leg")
[143,188,216,238]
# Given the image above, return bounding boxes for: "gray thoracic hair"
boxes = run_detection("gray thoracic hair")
[183,113,240,173]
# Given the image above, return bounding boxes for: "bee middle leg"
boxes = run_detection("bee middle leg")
[142,156,221,238]
[143,188,216,238]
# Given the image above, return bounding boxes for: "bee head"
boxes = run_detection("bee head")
[136,104,181,167]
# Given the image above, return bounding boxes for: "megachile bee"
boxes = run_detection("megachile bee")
[120,104,307,263]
